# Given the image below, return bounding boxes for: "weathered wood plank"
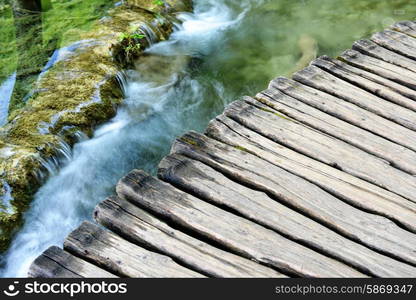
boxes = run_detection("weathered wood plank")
[94,196,285,278]
[158,154,416,277]
[292,65,416,131]
[171,130,416,265]
[256,88,416,175]
[271,77,416,152]
[28,246,116,278]
[391,21,416,38]
[224,100,416,202]
[64,222,203,278]
[329,55,416,101]
[210,113,416,231]
[339,49,416,89]
[312,56,416,111]
[29,257,80,278]
[116,170,365,278]
[371,30,416,61]
[352,39,416,72]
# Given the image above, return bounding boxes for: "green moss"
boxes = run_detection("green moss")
[234,145,250,153]
[255,96,275,108]
[273,112,292,121]
[0,0,120,111]
[181,137,199,147]
[110,5,174,67]
[258,107,276,114]
[254,96,293,121]
[0,4,16,83]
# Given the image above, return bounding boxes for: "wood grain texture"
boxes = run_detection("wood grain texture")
[352,39,416,72]
[312,56,416,111]
[292,65,416,131]
[223,99,416,202]
[64,222,203,278]
[116,170,365,277]
[94,196,284,278]
[256,87,416,175]
[371,30,416,61]
[391,21,416,38]
[270,77,416,152]
[28,246,116,278]
[171,130,416,265]
[339,49,416,89]
[158,154,416,277]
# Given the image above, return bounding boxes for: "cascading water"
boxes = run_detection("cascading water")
[1,0,414,277]
[0,72,16,126]
[0,0,255,277]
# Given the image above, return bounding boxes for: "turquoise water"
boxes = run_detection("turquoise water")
[0,0,415,277]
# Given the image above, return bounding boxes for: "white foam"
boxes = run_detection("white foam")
[0,0,249,277]
[0,73,16,126]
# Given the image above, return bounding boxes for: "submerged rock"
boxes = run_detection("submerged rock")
[0,0,192,252]
[288,34,318,75]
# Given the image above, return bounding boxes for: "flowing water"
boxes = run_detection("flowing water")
[0,0,415,277]
[0,72,15,126]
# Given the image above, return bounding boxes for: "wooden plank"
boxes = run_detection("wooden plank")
[225,100,416,202]
[94,196,285,278]
[116,170,366,278]
[171,130,416,265]
[158,154,416,277]
[312,56,416,111]
[209,113,416,231]
[64,222,204,278]
[270,77,416,152]
[28,246,116,278]
[257,88,416,175]
[391,21,416,38]
[339,49,416,89]
[292,65,416,131]
[371,30,416,61]
[352,39,416,72]
[29,256,80,278]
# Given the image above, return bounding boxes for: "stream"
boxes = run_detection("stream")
[0,0,415,277]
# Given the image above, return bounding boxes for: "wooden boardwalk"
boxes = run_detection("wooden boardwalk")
[30,21,416,278]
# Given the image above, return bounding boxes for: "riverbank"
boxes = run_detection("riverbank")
[0,0,191,252]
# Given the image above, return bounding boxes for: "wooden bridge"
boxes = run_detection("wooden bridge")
[30,21,416,278]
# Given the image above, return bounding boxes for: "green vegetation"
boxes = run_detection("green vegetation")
[153,0,164,6]
[0,0,118,112]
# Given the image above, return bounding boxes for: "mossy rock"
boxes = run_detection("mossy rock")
[126,0,193,13]
[0,0,192,252]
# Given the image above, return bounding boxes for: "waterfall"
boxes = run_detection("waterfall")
[0,73,16,126]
